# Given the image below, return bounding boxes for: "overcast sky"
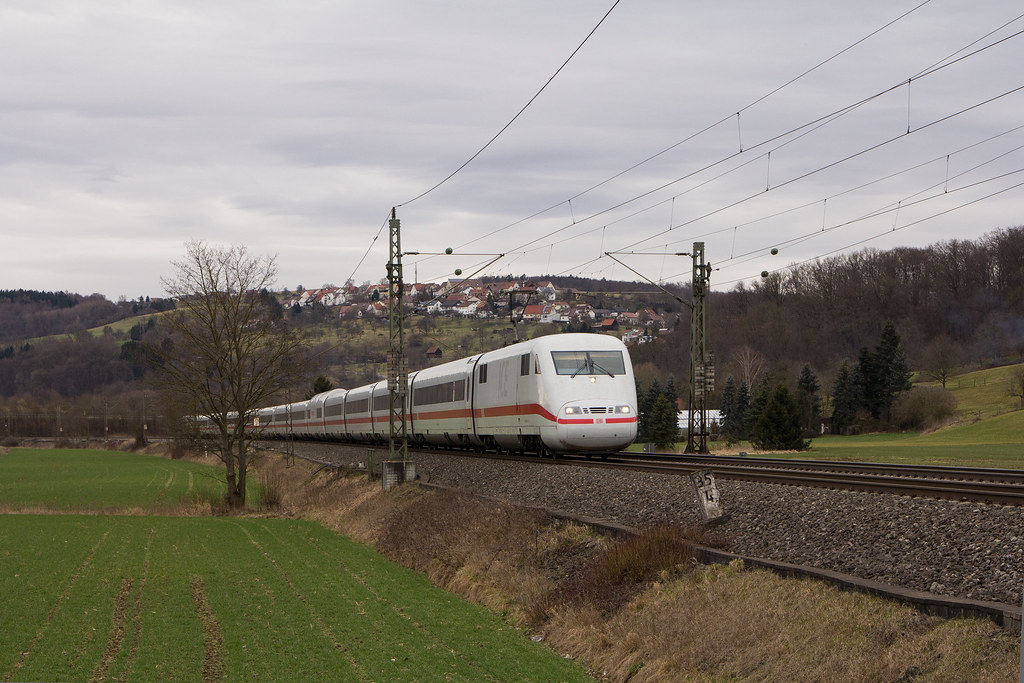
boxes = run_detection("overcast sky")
[1,0,1021,299]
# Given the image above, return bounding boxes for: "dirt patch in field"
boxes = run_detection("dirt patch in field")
[92,577,133,681]
[190,574,225,683]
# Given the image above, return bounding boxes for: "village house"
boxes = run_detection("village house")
[519,304,549,322]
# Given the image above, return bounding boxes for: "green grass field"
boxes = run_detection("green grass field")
[0,449,228,511]
[920,363,1023,419]
[0,450,593,682]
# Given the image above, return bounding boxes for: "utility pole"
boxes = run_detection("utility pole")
[386,208,409,465]
[686,242,714,454]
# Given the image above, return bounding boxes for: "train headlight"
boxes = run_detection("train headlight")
[589,376,597,383]
[615,405,631,414]
[564,406,580,415]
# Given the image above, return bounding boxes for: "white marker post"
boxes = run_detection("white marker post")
[690,469,722,521]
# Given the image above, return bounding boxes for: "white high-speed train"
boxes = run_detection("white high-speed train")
[201,333,638,455]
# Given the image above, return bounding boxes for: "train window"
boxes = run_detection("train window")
[478,363,488,383]
[346,398,369,414]
[520,353,530,376]
[413,379,467,406]
[535,354,542,374]
[550,350,626,377]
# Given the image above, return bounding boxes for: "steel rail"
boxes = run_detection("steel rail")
[601,451,1024,484]
[552,453,1024,506]
[257,440,1024,506]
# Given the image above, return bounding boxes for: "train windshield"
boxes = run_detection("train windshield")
[550,350,625,377]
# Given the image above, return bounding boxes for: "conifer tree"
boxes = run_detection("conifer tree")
[745,379,772,439]
[719,375,737,439]
[649,393,679,449]
[875,321,913,420]
[752,384,806,451]
[637,378,663,441]
[796,364,821,436]
[831,363,859,434]
[664,376,678,409]
[734,379,751,439]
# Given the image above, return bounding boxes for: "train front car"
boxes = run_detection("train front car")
[535,334,637,453]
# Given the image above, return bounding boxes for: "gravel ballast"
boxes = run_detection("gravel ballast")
[283,442,1024,607]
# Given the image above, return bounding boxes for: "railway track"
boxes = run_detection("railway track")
[261,440,1024,506]
[551,451,1024,506]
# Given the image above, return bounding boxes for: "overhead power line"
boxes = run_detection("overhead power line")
[404,6,1021,289]
[395,0,622,209]
[444,0,937,255]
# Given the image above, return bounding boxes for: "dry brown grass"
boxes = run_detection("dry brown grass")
[545,561,1019,682]
[222,452,1024,681]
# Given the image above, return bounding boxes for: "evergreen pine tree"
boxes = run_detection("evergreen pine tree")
[831,363,859,434]
[745,380,772,439]
[735,379,751,439]
[875,321,913,421]
[719,375,738,439]
[635,379,646,439]
[752,384,806,450]
[664,376,678,411]
[305,375,334,400]
[854,345,883,419]
[640,378,661,441]
[650,393,680,449]
[795,364,821,436]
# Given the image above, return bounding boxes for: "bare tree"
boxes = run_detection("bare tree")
[732,345,768,389]
[920,336,963,389]
[156,241,304,507]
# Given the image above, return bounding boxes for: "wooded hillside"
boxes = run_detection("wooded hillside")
[1,225,1022,416]
[632,225,1024,390]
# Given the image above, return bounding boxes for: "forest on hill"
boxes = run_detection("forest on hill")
[630,225,1024,391]
[0,290,171,345]
[0,225,1022,433]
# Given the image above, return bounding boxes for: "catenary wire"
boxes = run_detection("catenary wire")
[711,178,1024,288]
[495,75,1024,280]
[394,0,621,209]
[439,0,936,255]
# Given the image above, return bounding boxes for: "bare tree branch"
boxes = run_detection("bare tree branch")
[153,241,305,506]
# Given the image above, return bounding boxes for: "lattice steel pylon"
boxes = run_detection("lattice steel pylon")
[387,208,409,462]
[686,242,714,454]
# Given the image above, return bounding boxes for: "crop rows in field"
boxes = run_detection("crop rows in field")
[0,449,590,681]
[0,514,588,681]
[0,449,224,511]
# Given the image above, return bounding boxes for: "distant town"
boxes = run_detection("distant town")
[281,278,679,346]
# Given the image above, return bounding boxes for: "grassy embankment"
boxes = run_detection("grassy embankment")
[265,448,1022,682]
[0,448,592,682]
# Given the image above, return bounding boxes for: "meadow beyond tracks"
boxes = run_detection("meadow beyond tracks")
[0,448,592,682]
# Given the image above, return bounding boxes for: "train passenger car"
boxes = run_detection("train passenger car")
[321,388,349,441]
[305,392,329,439]
[343,384,374,442]
[405,333,636,454]
[291,400,316,438]
[368,380,391,443]
[407,363,474,448]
